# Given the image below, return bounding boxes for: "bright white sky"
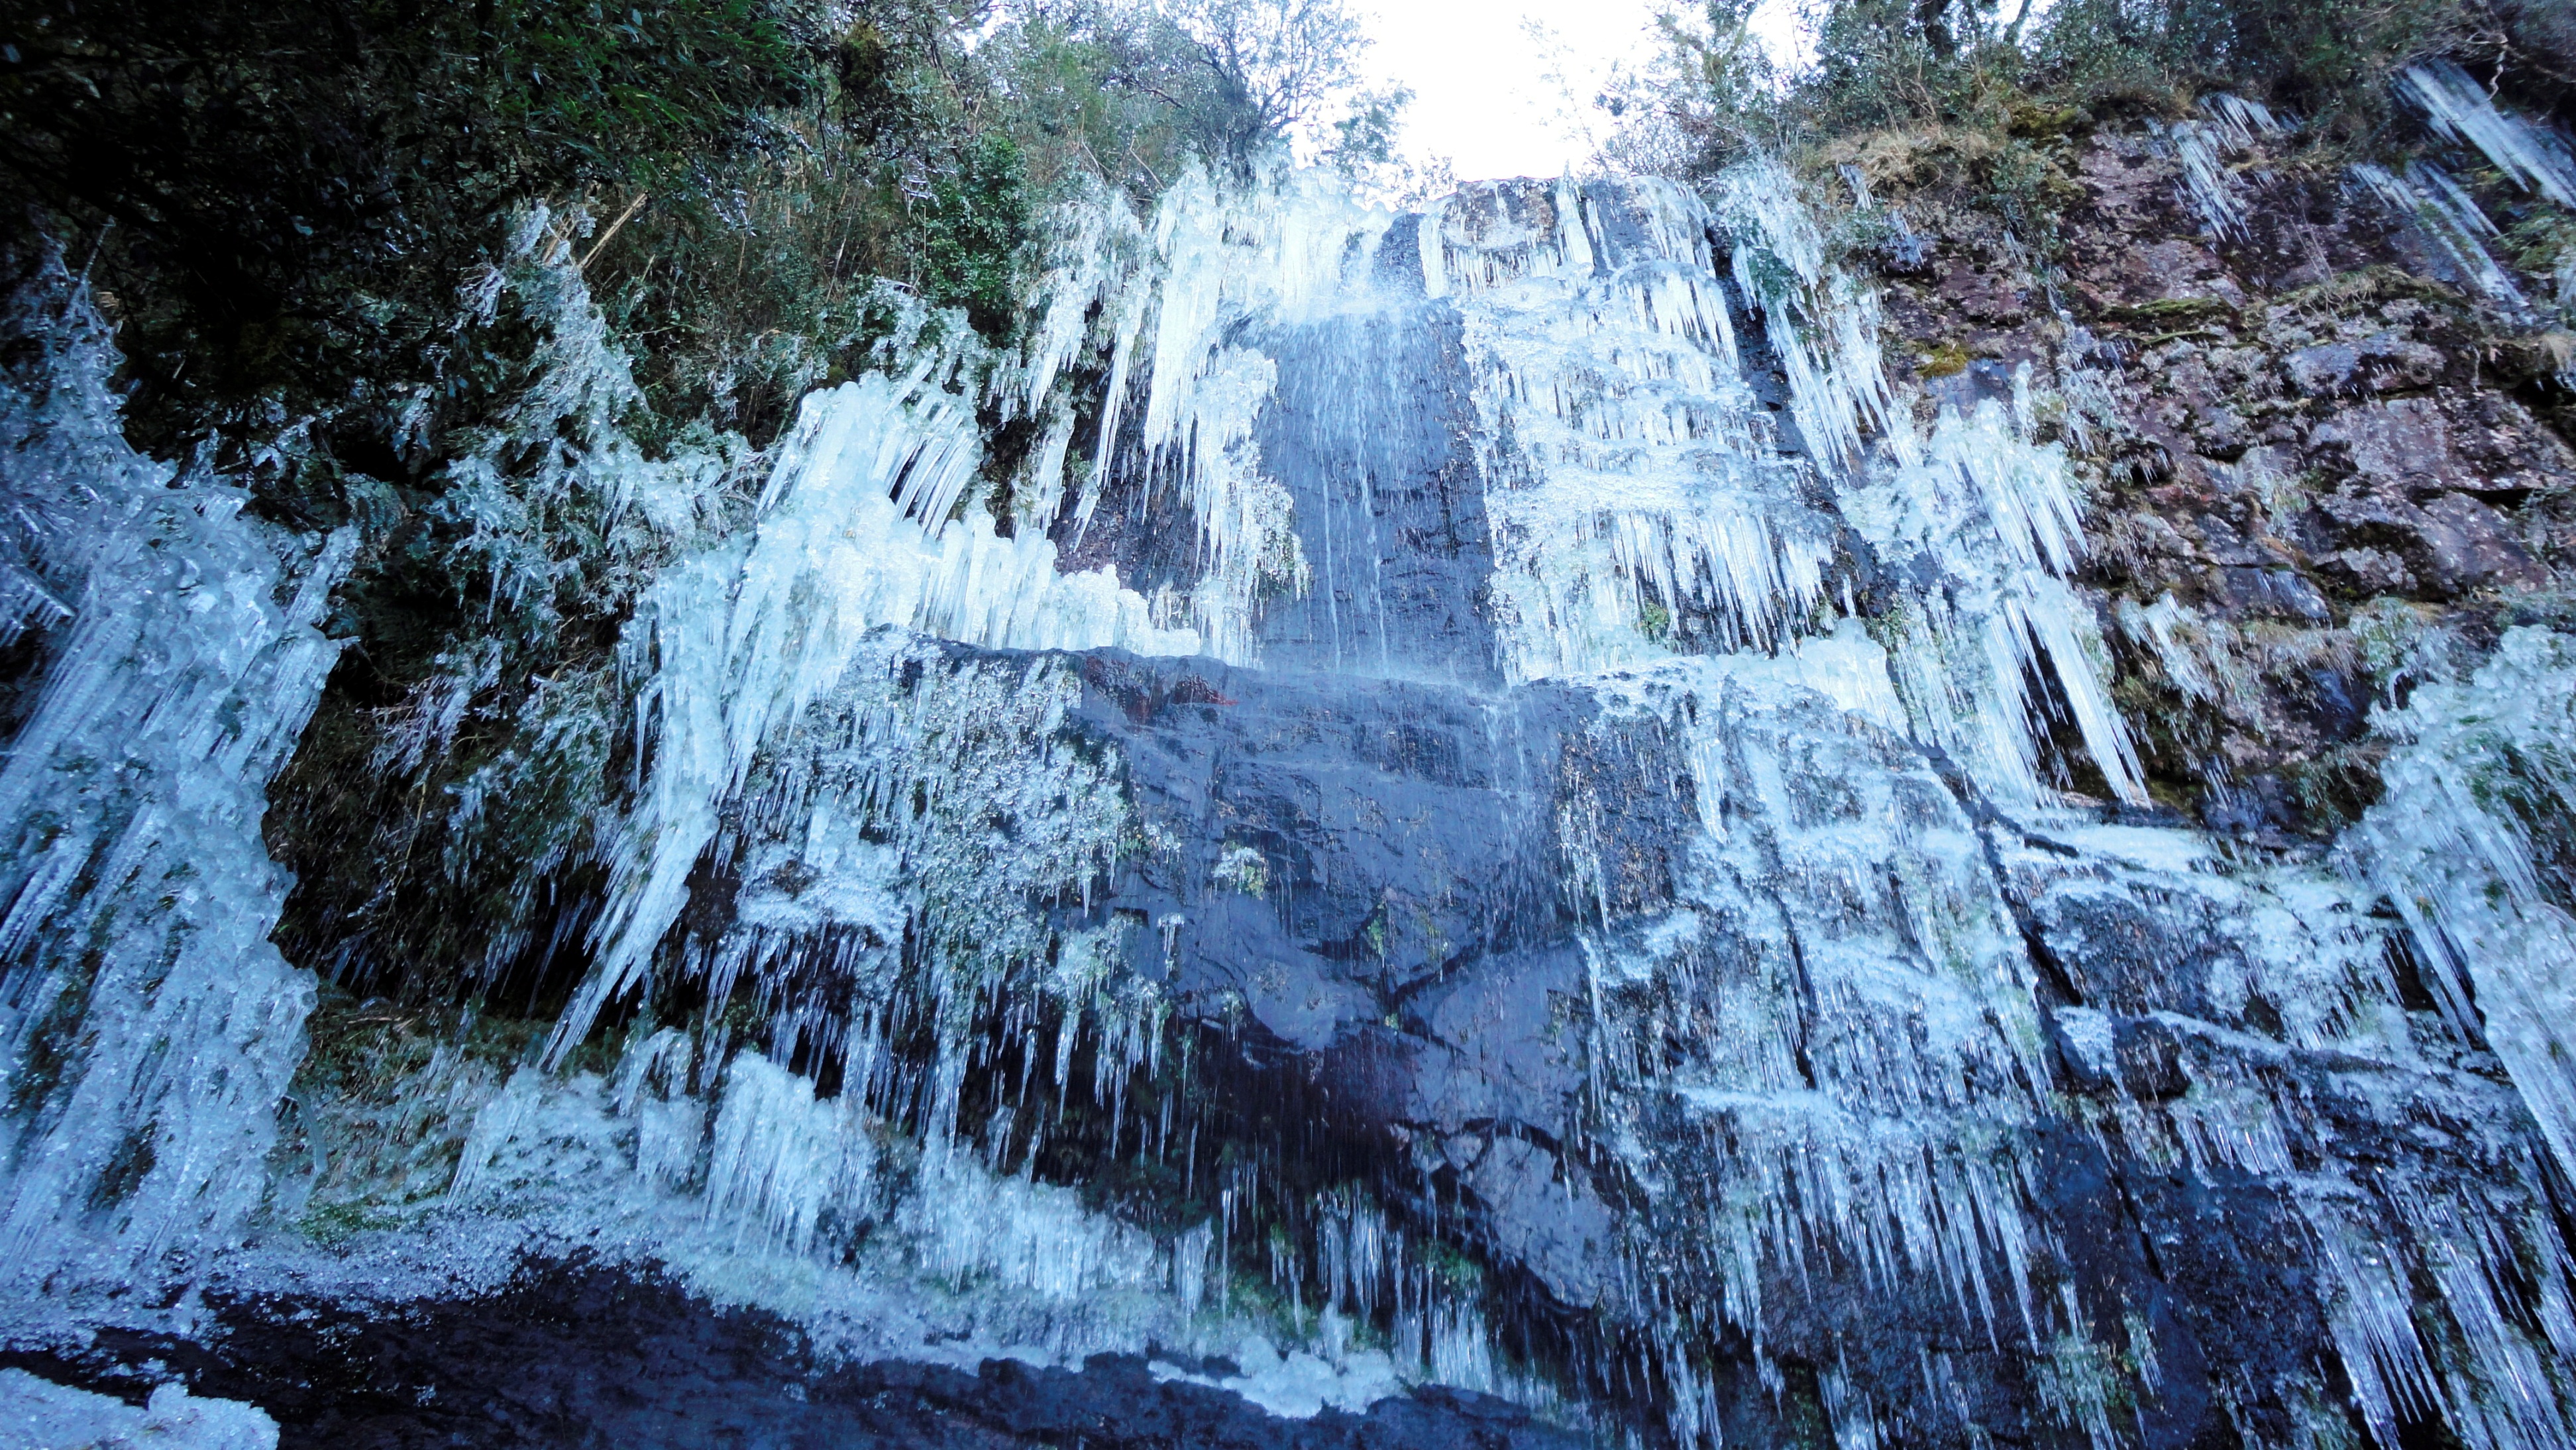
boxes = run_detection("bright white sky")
[1354,1,1805,181]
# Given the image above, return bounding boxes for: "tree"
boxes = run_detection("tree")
[1166,0,1375,164]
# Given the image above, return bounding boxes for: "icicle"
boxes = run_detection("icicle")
[2346,627,2576,1182]
[0,259,351,1282]
[2349,162,2528,306]
[1446,174,1837,679]
[555,373,1191,1064]
[702,1052,878,1255]
[2157,118,2249,239]
[2399,60,2576,209]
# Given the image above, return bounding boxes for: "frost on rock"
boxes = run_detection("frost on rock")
[0,1367,279,1450]
[682,639,1149,1143]
[0,262,348,1286]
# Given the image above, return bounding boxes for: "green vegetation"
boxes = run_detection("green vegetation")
[1605,0,2576,180]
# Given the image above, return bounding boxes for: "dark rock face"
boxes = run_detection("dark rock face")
[1071,654,1588,1053]
[1884,126,2576,841]
[1250,300,1502,686]
[6,1260,1582,1449]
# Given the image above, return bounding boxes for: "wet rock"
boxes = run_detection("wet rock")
[1075,658,1588,1051]
[2288,333,2445,395]
[2314,544,2418,596]
[2308,397,2461,495]
[1403,944,1586,1143]
[1457,1136,1620,1310]
[2303,487,2545,598]
[2215,564,2332,621]
[2,1262,1586,1450]
[2284,340,2361,395]
[2414,492,2549,594]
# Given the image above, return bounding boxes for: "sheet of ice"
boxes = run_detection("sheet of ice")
[1994,792,2576,1449]
[0,1369,278,1450]
[1583,651,2060,1373]
[1149,1334,1406,1419]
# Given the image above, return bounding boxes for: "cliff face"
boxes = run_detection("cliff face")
[5,87,2576,1450]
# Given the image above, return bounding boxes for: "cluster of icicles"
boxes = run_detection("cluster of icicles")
[7,68,2576,1449]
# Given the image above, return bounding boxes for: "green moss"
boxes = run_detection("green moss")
[1918,340,1974,377]
[296,1199,410,1247]
[2288,743,2389,832]
[2268,267,2471,323]
[2100,296,2238,327]
[2006,101,2085,138]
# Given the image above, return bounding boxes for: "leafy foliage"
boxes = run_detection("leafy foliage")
[0,0,818,454]
[1611,0,2568,178]
[920,133,1036,334]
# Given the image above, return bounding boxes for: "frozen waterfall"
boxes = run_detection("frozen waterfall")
[4,144,2576,1450]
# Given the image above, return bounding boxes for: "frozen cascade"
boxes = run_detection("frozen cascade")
[1714,160,2145,804]
[0,262,350,1284]
[1433,176,1839,678]
[686,637,1148,1144]
[555,369,1195,1061]
[1075,165,1395,664]
[12,136,2576,1450]
[559,166,1405,1057]
[1578,645,2059,1363]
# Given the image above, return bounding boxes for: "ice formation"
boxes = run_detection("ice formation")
[555,362,1199,1059]
[9,119,2576,1450]
[2400,60,2576,209]
[1436,176,1838,678]
[1711,162,2145,803]
[2350,160,2530,306]
[0,1368,279,1450]
[1582,645,2059,1365]
[2348,627,2576,1179]
[0,262,348,1285]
